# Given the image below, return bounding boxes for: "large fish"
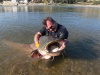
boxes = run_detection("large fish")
[31,36,64,59]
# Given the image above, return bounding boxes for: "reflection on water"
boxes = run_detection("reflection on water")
[0,5,100,75]
[0,6,100,18]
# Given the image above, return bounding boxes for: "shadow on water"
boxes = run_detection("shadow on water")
[46,38,99,67]
[65,38,98,60]
[46,55,64,67]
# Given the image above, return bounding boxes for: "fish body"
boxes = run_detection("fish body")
[37,36,63,59]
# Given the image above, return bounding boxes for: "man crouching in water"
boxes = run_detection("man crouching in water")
[32,17,69,59]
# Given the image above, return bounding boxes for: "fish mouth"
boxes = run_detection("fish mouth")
[45,41,60,52]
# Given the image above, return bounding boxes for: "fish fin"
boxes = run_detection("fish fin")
[61,50,66,58]
[51,56,55,61]
[31,50,42,58]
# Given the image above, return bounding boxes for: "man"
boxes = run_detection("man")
[34,17,69,57]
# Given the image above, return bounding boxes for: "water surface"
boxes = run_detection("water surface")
[0,5,100,75]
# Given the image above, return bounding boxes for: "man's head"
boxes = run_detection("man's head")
[42,17,57,32]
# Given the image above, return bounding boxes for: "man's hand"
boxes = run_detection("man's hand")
[58,41,66,51]
[35,43,40,48]
[58,39,69,51]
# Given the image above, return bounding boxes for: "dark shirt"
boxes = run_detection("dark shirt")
[39,24,69,40]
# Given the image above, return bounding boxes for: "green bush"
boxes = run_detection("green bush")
[93,1,100,5]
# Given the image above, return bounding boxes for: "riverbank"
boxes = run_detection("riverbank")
[0,2,100,8]
[16,3,100,8]
[65,4,100,8]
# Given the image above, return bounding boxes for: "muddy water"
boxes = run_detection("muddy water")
[0,5,100,75]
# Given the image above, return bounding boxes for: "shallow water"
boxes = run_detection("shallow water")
[0,5,100,75]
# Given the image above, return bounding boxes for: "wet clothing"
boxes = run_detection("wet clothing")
[39,23,68,40]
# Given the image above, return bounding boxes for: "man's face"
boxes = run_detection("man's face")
[46,20,55,32]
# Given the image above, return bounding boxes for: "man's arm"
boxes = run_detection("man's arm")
[58,41,65,50]
[58,26,69,50]
[34,27,46,48]
[34,32,42,47]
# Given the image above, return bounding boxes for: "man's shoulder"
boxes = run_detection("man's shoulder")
[57,24,66,30]
[39,27,46,34]
[39,26,49,36]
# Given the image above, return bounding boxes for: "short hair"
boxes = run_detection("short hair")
[42,17,55,26]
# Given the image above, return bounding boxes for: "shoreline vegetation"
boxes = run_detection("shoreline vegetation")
[0,1,100,7]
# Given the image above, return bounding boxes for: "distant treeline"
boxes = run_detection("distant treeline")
[0,0,100,4]
[32,0,100,4]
